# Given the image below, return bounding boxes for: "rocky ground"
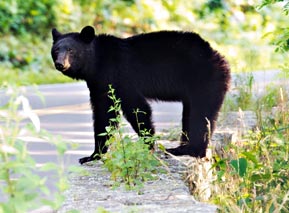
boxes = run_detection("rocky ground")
[58,157,216,213]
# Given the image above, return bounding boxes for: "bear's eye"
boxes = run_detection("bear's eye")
[67,48,73,52]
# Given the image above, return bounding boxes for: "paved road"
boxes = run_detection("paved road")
[1,82,183,165]
[25,83,182,164]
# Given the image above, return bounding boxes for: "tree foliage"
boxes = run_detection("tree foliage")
[0,0,289,85]
[0,0,57,36]
[257,0,289,53]
[0,0,281,37]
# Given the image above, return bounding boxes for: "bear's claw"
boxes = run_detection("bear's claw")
[166,145,206,158]
[79,154,101,164]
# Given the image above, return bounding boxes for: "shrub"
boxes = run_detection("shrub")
[100,85,162,190]
[0,0,57,36]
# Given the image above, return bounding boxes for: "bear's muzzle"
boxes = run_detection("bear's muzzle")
[54,52,70,72]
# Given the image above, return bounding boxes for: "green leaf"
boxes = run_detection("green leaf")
[157,143,166,152]
[98,132,108,136]
[55,141,67,155]
[230,158,247,177]
[250,173,271,182]
[241,151,259,165]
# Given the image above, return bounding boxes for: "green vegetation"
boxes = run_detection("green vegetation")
[224,72,255,111]
[0,0,289,85]
[258,0,289,53]
[101,85,162,190]
[0,85,82,212]
[208,91,289,212]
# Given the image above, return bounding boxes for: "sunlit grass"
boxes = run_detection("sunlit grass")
[0,66,73,86]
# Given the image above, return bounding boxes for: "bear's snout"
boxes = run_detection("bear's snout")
[55,62,65,71]
[54,54,71,72]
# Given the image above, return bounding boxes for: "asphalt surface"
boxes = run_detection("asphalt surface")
[0,81,183,201]
[1,81,183,165]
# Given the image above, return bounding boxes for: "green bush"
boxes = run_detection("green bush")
[100,85,162,190]
[0,0,57,36]
[211,119,289,212]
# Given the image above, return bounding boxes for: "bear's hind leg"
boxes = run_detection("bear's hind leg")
[166,106,210,158]
[166,88,224,158]
[180,101,190,143]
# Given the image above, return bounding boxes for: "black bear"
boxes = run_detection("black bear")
[51,26,230,164]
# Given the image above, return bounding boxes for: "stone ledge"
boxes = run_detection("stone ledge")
[58,159,217,213]
[56,111,257,213]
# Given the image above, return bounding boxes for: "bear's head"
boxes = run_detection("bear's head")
[51,26,95,79]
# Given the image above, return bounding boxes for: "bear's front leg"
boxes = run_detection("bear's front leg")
[79,92,117,164]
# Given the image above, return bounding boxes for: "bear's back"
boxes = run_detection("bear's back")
[114,31,221,100]
[126,31,212,57]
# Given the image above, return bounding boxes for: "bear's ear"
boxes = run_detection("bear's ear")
[52,28,62,41]
[80,26,95,43]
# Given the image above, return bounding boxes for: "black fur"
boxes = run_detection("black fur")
[51,26,231,164]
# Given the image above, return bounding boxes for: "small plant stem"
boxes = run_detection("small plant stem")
[1,151,15,198]
[278,190,289,212]
[1,147,16,212]
[121,138,129,185]
[134,160,140,181]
